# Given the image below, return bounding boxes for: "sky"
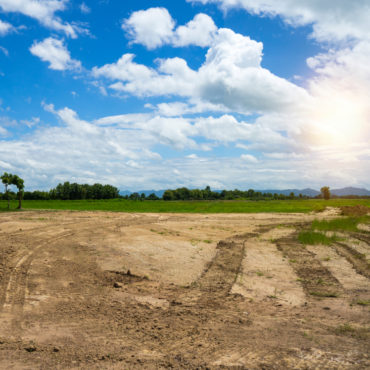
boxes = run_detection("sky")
[0,0,369,191]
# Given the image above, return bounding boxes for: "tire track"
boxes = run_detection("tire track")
[276,233,344,298]
[0,232,74,322]
[333,242,370,279]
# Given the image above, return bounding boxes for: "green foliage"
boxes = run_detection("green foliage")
[163,186,305,201]
[298,231,340,245]
[320,186,331,200]
[311,216,369,232]
[1,172,24,209]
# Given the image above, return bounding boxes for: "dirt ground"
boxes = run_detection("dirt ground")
[0,209,369,369]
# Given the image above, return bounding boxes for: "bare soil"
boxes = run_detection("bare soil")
[0,209,369,369]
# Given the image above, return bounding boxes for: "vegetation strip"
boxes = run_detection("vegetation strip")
[2,199,370,214]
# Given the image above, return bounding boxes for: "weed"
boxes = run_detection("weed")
[310,291,339,298]
[203,239,212,244]
[334,323,369,339]
[289,259,297,263]
[356,300,370,306]
[312,216,370,233]
[322,256,331,261]
[298,231,339,245]
[256,271,264,276]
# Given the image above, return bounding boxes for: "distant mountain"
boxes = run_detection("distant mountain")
[331,187,370,196]
[259,188,320,197]
[120,187,369,198]
[120,189,165,197]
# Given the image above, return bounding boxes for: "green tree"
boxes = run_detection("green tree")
[1,172,13,210]
[320,186,330,200]
[11,174,25,209]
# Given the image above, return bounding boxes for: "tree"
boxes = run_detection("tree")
[320,186,330,200]
[1,172,13,210]
[11,174,25,209]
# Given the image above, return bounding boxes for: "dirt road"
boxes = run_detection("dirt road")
[0,210,369,368]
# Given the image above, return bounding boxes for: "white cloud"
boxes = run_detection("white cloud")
[122,7,175,49]
[80,2,90,14]
[0,125,8,136]
[1,106,369,190]
[187,0,370,43]
[0,45,8,56]
[172,13,217,47]
[240,154,258,163]
[94,28,308,115]
[30,37,81,71]
[0,0,83,38]
[186,154,198,159]
[0,19,14,35]
[122,8,217,49]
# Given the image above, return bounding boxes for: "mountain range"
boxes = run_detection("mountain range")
[120,187,370,197]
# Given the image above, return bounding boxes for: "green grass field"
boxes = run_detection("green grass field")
[1,198,370,213]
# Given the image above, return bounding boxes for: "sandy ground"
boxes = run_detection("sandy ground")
[0,209,369,368]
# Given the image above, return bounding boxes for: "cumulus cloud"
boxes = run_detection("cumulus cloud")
[0,0,84,38]
[0,18,14,35]
[30,37,81,71]
[122,8,217,48]
[94,28,308,114]
[187,0,370,43]
[122,7,175,49]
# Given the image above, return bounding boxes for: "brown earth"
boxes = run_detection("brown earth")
[0,209,369,369]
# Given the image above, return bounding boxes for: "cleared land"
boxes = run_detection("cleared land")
[0,208,369,368]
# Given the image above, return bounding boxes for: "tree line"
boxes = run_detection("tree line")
[2,174,347,204]
[162,186,308,201]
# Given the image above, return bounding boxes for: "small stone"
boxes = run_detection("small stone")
[25,346,36,352]
[323,306,331,310]
[114,282,123,288]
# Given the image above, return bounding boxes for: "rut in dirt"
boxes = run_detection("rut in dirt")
[276,233,344,297]
[190,233,257,305]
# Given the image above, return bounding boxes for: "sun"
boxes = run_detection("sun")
[311,92,368,144]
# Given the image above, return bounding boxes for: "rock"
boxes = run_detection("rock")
[25,346,36,352]
[114,282,123,288]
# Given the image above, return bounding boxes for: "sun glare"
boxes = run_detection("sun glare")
[312,93,368,145]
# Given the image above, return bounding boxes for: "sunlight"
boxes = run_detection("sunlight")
[312,92,368,144]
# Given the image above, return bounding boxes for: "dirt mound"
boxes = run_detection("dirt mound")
[340,205,370,216]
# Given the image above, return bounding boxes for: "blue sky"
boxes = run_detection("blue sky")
[0,0,369,191]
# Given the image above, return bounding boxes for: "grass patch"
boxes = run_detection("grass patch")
[1,199,370,214]
[298,231,340,245]
[355,300,370,306]
[334,323,369,339]
[310,291,339,298]
[311,216,370,233]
